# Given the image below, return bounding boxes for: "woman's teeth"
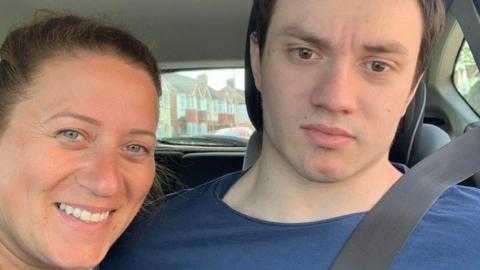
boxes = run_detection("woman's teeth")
[57,202,110,223]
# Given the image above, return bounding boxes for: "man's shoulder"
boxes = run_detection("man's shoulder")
[425,185,480,226]
[393,186,480,269]
[100,171,243,269]
[434,185,480,213]
[164,170,242,210]
[415,185,480,242]
[406,185,480,245]
[133,170,243,227]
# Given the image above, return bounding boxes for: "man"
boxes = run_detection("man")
[102,0,480,269]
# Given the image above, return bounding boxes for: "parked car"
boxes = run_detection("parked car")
[213,126,253,139]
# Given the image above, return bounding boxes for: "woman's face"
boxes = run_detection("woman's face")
[0,53,158,269]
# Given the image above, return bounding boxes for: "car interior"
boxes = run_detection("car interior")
[1,0,479,197]
[2,1,480,268]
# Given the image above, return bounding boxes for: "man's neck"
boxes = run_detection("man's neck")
[223,149,402,223]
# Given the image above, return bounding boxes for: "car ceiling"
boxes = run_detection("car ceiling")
[0,0,253,69]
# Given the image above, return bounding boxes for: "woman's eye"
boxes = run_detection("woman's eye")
[58,130,82,140]
[367,61,390,73]
[126,144,148,154]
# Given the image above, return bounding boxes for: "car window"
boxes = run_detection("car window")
[157,68,253,145]
[453,41,480,115]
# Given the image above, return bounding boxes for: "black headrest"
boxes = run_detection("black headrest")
[244,6,426,165]
[244,7,263,131]
[389,82,426,164]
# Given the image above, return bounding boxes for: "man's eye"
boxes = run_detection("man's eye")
[297,48,314,59]
[368,61,389,73]
[58,130,82,140]
[126,144,148,154]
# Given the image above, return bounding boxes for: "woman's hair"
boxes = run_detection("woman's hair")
[0,11,165,205]
[0,11,160,135]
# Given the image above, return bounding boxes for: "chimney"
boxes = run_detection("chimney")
[227,78,235,88]
[196,74,208,88]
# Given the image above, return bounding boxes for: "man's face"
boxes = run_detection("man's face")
[251,0,423,182]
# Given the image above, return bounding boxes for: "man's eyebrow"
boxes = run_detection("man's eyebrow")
[363,42,409,56]
[278,26,410,56]
[279,26,333,51]
[44,112,101,126]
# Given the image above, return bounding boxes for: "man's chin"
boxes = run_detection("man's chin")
[300,166,346,184]
[293,152,351,182]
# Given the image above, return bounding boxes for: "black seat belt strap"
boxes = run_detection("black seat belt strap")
[330,127,480,270]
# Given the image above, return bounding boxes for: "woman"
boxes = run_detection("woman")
[0,13,161,269]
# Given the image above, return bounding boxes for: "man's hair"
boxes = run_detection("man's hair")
[0,11,160,134]
[252,0,445,81]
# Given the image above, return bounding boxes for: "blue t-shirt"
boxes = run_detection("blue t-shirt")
[101,171,480,269]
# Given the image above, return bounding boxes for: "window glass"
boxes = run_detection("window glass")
[453,41,480,114]
[157,68,253,144]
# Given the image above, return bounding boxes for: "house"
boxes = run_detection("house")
[160,72,250,137]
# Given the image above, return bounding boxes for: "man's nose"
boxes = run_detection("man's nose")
[310,62,358,114]
[76,150,123,197]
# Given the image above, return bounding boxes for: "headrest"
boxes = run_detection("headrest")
[244,6,426,165]
[389,82,426,165]
[244,7,263,131]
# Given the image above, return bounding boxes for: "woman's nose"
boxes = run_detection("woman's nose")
[76,150,124,198]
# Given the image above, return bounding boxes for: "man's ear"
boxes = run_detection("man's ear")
[250,32,263,92]
[403,73,424,115]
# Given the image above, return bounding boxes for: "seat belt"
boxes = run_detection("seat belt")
[330,127,480,270]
